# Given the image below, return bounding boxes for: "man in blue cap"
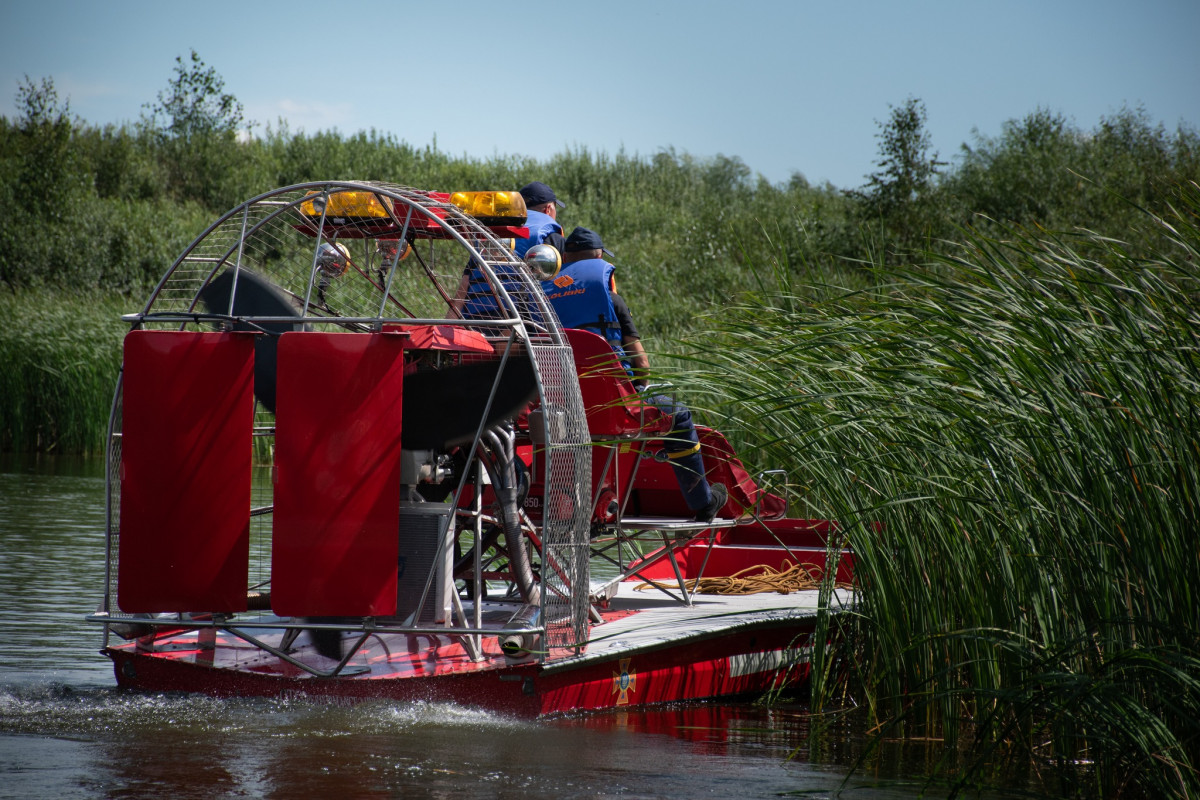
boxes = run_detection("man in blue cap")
[542,226,728,523]
[515,181,566,258]
[455,181,565,318]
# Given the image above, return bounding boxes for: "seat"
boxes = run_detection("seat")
[561,329,669,523]
[563,330,790,606]
[561,330,701,604]
[565,328,670,439]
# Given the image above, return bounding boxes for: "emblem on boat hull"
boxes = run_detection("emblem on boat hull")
[613,657,637,705]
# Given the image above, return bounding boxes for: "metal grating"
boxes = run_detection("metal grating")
[529,343,592,652]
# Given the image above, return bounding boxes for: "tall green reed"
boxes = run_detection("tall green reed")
[0,290,127,453]
[678,185,1200,797]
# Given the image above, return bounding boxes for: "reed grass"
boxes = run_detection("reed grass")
[677,185,1200,797]
[0,289,128,453]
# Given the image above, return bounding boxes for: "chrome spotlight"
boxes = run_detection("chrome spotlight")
[523,243,562,280]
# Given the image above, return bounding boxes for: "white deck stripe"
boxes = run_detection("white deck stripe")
[727,646,811,678]
[543,583,853,673]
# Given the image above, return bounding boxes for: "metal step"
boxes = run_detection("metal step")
[616,516,738,533]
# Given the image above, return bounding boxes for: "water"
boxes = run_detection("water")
[0,455,947,799]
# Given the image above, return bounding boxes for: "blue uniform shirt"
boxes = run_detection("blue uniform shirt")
[515,209,563,258]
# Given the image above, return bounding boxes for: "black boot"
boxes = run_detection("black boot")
[693,482,728,523]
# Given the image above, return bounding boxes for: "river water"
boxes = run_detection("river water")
[0,455,951,799]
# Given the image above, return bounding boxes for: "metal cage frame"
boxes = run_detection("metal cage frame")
[95,181,593,667]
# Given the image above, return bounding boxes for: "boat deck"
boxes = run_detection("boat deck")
[107,581,851,681]
[548,582,852,672]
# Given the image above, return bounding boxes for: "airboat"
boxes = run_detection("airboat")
[86,181,854,716]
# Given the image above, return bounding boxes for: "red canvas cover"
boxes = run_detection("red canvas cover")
[271,332,406,616]
[382,323,495,354]
[117,330,255,613]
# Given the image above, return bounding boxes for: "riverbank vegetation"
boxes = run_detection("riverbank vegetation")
[2,54,1198,797]
[684,188,1200,797]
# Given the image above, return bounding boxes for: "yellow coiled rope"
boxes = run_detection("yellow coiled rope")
[635,561,840,595]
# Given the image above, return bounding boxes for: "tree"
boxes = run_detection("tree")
[849,97,945,256]
[12,76,80,221]
[950,108,1080,225]
[148,50,244,144]
[145,50,248,209]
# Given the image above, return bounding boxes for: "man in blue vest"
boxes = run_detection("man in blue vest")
[456,181,566,318]
[515,181,566,257]
[542,227,728,523]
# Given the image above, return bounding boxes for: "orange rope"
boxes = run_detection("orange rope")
[634,561,848,595]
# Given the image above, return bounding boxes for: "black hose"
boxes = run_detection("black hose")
[479,428,539,604]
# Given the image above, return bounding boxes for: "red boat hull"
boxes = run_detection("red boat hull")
[103,597,824,717]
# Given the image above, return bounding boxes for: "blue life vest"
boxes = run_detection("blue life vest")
[464,210,560,318]
[462,261,523,319]
[514,209,563,258]
[541,258,628,368]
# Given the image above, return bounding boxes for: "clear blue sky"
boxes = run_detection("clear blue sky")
[2,0,1197,190]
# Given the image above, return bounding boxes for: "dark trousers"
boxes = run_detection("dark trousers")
[646,393,713,512]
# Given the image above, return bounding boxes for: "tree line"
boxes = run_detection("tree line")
[1,53,1197,338]
[1,53,1198,455]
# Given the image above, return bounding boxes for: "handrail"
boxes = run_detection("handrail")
[85,611,542,639]
[121,312,526,329]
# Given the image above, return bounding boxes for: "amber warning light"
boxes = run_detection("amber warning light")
[297,188,529,237]
[448,191,527,226]
[301,191,393,222]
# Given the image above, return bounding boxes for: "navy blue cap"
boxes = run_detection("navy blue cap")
[564,226,614,257]
[519,181,565,209]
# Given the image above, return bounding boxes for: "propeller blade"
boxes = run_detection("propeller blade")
[198,269,305,414]
[198,269,537,444]
[402,358,536,450]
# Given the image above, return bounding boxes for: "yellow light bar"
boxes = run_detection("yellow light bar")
[448,191,527,223]
[301,191,393,220]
